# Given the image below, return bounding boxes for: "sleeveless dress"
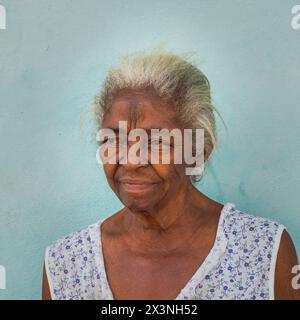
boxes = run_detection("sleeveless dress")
[44,202,285,300]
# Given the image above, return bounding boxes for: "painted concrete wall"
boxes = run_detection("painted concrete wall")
[0,0,299,299]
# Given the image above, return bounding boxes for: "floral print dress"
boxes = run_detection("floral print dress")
[45,202,285,300]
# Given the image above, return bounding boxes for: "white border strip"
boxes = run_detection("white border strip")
[269,224,285,300]
[45,246,55,300]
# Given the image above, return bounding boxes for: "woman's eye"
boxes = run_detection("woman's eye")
[101,137,116,145]
[150,139,161,145]
[149,139,173,148]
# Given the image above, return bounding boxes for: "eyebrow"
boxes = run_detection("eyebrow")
[107,127,171,134]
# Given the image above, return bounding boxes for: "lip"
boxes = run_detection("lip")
[118,179,159,192]
[119,179,157,184]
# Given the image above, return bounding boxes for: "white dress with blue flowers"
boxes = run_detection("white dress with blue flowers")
[45,202,285,300]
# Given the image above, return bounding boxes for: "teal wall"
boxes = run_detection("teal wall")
[0,0,299,299]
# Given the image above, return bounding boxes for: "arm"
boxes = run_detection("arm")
[42,263,52,300]
[275,229,300,300]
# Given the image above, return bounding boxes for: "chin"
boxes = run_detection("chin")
[121,197,155,213]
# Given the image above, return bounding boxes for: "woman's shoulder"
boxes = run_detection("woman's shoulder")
[224,203,285,229]
[222,202,286,247]
[46,220,101,255]
[44,219,104,300]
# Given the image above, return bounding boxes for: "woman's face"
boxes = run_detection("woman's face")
[100,88,192,213]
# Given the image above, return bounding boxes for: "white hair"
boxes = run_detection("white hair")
[94,49,224,182]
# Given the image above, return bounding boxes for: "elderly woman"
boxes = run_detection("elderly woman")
[42,50,299,300]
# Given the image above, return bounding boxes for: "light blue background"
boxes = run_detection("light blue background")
[0,0,299,299]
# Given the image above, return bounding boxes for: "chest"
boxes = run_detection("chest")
[101,235,214,300]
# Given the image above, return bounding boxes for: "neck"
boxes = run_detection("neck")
[121,180,211,255]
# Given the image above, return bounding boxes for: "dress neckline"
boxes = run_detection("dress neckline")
[93,202,235,300]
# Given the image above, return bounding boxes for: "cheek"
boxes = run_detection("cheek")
[103,164,118,188]
[151,147,186,181]
[152,163,186,184]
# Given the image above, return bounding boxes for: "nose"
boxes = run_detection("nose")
[118,140,149,168]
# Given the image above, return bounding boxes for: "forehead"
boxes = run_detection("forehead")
[103,89,182,130]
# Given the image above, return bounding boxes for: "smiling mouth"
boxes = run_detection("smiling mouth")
[118,180,159,192]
